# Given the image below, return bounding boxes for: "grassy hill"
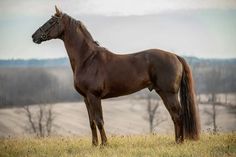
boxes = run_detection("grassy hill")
[0,133,235,157]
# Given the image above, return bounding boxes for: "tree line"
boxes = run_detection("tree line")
[0,67,81,108]
[0,57,235,108]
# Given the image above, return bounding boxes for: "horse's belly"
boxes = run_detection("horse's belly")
[102,87,145,99]
[102,76,151,99]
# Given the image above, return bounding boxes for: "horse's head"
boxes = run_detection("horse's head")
[32,6,65,44]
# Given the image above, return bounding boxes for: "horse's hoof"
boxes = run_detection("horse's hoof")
[92,141,99,147]
[176,137,184,144]
[100,142,108,147]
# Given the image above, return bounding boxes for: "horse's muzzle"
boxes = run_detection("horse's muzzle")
[32,34,42,44]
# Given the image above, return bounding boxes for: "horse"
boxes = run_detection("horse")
[32,6,200,146]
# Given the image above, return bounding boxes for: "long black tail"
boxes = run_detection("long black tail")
[177,56,200,140]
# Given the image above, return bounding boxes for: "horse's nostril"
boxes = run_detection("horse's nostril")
[32,38,36,42]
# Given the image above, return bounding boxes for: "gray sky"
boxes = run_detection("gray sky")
[0,0,236,59]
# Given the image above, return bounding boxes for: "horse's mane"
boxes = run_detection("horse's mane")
[66,14,99,46]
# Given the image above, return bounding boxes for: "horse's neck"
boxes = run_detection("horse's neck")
[62,23,95,73]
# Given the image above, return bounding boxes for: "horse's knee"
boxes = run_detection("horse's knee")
[95,119,104,130]
[90,121,96,130]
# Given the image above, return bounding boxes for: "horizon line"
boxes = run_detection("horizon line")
[0,56,236,60]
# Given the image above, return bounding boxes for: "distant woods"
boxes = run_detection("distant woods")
[191,58,236,95]
[0,57,235,108]
[0,67,81,108]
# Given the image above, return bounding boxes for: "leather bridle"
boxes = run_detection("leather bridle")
[39,15,61,40]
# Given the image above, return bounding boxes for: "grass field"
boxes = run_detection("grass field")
[0,133,235,157]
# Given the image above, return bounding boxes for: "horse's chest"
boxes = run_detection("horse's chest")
[73,77,88,96]
[73,73,103,96]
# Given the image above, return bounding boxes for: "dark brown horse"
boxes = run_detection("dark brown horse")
[32,6,200,145]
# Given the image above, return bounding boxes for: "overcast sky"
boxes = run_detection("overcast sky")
[0,0,236,59]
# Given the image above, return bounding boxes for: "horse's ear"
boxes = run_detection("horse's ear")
[55,5,62,16]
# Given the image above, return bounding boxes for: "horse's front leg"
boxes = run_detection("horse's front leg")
[84,98,98,146]
[86,93,108,146]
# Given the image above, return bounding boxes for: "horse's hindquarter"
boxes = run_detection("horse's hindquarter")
[146,49,183,93]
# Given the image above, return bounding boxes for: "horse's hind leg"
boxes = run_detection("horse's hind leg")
[86,93,107,146]
[158,91,183,143]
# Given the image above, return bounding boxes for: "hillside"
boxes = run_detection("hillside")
[0,99,235,137]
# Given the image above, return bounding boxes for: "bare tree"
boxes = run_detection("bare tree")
[203,67,221,133]
[204,95,217,133]
[46,105,54,135]
[144,93,166,133]
[24,105,37,133]
[24,104,55,137]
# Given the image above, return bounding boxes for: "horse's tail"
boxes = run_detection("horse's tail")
[177,56,200,140]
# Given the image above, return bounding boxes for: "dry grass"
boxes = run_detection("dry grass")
[0,133,235,157]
